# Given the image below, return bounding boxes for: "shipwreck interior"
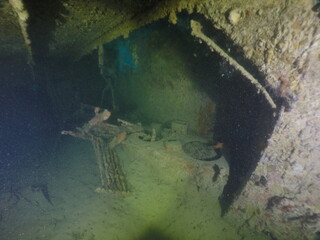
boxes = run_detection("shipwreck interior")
[1,1,320,240]
[68,16,279,215]
[0,13,277,240]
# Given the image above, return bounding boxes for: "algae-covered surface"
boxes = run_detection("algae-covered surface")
[0,133,270,240]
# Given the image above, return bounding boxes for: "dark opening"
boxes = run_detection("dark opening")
[0,9,280,239]
[67,13,279,215]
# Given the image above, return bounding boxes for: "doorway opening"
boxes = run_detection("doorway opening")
[71,13,278,215]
